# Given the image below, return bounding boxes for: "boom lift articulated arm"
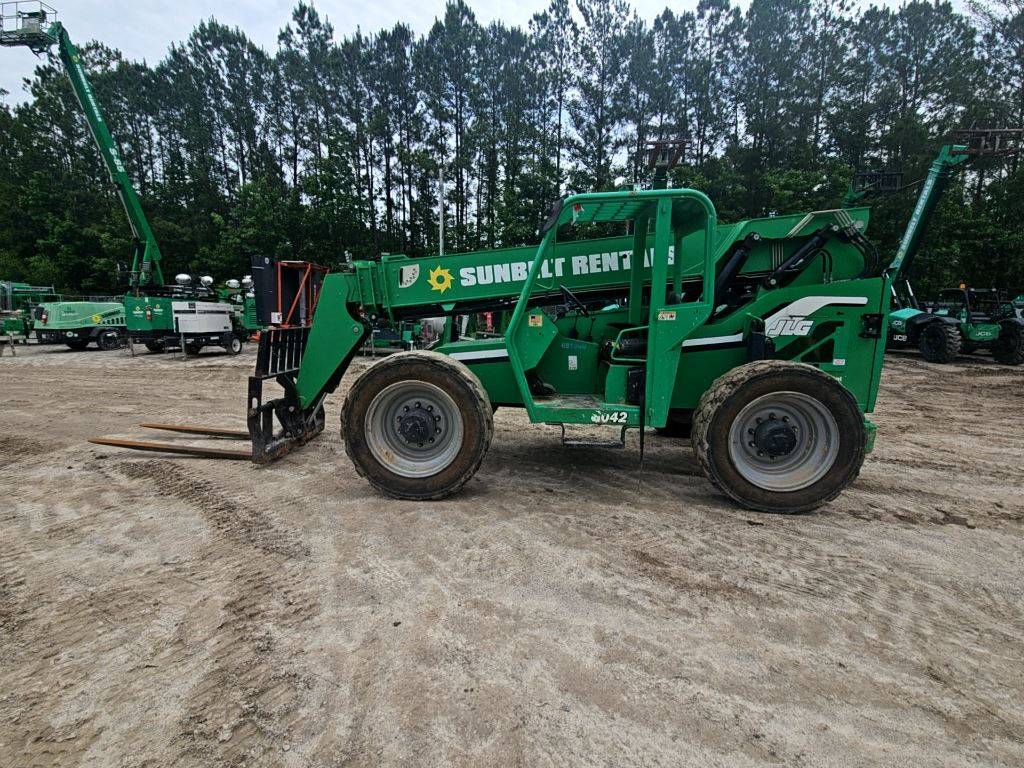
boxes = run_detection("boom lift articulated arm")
[1,1,163,289]
[843,128,1023,309]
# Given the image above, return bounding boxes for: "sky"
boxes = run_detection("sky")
[1,0,961,105]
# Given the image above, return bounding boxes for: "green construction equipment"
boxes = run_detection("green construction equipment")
[914,286,1024,364]
[33,297,125,349]
[0,280,59,340]
[93,176,901,514]
[847,129,1024,364]
[1,2,251,356]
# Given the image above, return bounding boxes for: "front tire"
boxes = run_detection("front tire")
[341,350,494,500]
[692,361,865,514]
[992,322,1024,366]
[226,335,243,355]
[145,340,166,353]
[919,321,961,363]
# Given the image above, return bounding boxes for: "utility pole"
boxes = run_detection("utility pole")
[438,162,445,258]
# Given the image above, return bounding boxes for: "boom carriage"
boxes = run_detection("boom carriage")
[241,189,888,512]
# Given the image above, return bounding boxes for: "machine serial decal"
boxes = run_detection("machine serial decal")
[591,410,628,424]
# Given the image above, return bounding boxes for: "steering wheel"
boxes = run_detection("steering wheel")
[559,285,590,317]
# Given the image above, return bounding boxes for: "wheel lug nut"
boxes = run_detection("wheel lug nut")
[748,441,756,448]
[434,415,440,421]
[756,417,762,424]
[427,405,433,411]
[415,401,421,408]
[769,413,776,420]
[429,437,434,443]
[436,427,441,434]
[757,451,764,457]
[403,405,409,412]
[747,428,754,435]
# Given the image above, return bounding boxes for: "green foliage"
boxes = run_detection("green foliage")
[0,0,1021,302]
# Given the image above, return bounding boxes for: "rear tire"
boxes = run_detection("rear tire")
[96,329,121,351]
[145,340,166,353]
[342,350,493,500]
[65,339,89,351]
[992,322,1024,366]
[226,335,243,355]
[919,321,961,363]
[692,360,865,514]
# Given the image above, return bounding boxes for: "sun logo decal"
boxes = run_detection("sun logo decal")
[427,265,453,293]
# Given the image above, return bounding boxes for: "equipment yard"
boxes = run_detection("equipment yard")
[1,345,1022,767]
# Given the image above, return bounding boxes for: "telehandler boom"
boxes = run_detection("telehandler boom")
[845,128,1024,364]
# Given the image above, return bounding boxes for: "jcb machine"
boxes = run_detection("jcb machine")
[846,129,1024,364]
[1,2,248,356]
[94,176,898,513]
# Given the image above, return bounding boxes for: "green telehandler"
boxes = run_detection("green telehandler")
[845,130,1024,365]
[94,164,898,513]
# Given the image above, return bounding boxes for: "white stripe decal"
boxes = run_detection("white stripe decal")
[682,333,744,348]
[448,348,509,361]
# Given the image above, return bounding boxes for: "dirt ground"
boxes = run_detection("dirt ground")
[1,340,1022,768]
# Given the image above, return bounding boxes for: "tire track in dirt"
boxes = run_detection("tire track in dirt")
[114,460,321,767]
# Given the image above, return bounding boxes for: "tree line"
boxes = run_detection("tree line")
[0,0,1021,297]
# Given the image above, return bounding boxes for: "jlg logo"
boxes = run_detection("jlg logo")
[766,318,814,338]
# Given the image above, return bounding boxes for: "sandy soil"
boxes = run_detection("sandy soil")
[1,341,1022,767]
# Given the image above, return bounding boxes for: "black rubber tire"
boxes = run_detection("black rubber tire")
[918,321,961,363]
[65,339,89,351]
[185,342,203,355]
[341,350,494,500]
[992,322,1024,366]
[692,360,866,514]
[226,335,243,355]
[96,329,121,351]
[144,340,166,353]
[655,409,693,439]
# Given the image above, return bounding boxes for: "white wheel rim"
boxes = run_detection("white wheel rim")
[364,381,463,478]
[727,391,839,492]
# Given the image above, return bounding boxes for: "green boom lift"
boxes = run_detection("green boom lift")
[1,2,250,355]
[846,129,1024,365]
[1,2,164,286]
